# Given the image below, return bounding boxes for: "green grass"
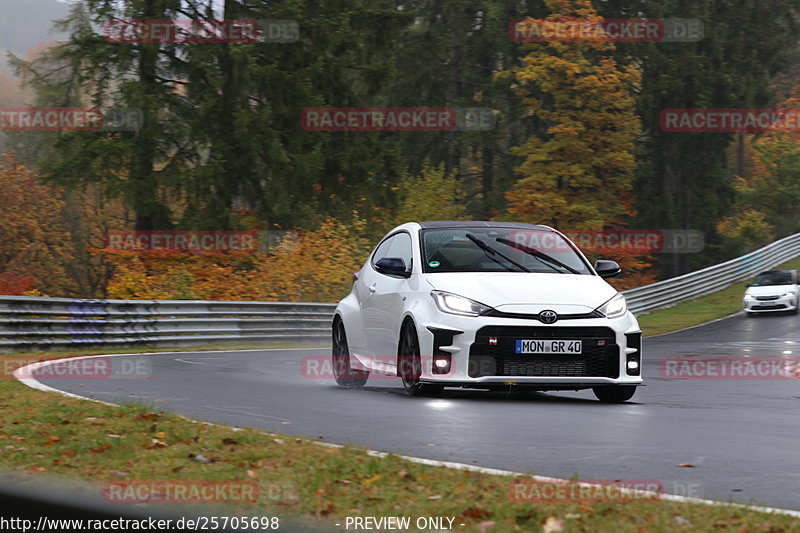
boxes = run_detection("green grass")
[638,256,800,337]
[0,377,798,532]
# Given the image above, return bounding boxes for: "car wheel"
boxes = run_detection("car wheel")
[332,319,369,388]
[398,323,443,397]
[592,385,637,403]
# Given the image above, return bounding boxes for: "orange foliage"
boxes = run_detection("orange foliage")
[0,152,75,296]
[0,271,36,295]
[103,217,372,302]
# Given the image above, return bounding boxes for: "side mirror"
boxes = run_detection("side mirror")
[594,260,622,278]
[375,257,411,278]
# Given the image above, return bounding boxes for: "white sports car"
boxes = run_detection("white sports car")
[743,269,800,314]
[332,221,643,402]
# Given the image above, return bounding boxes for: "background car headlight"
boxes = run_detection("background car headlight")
[597,293,627,318]
[431,291,492,317]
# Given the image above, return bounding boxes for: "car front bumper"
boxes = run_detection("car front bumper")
[744,295,797,313]
[415,311,643,389]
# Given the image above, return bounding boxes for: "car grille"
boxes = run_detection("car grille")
[753,304,786,310]
[469,326,620,379]
[755,295,780,301]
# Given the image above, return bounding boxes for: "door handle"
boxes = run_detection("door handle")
[368,284,377,294]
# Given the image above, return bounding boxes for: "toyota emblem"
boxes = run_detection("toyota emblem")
[539,310,558,324]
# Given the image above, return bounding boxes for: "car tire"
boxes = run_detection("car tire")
[592,385,637,403]
[332,319,369,388]
[398,323,444,397]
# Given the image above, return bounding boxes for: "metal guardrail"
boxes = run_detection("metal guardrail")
[0,298,336,350]
[623,232,800,314]
[1,232,798,350]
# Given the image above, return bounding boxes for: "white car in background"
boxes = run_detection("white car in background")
[743,270,800,314]
[332,221,643,403]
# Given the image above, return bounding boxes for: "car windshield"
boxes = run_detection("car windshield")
[421,227,592,274]
[752,271,794,286]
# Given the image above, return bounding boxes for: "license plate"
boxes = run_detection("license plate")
[515,339,582,354]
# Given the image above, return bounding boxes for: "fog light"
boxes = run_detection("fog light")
[432,355,451,374]
[627,360,639,371]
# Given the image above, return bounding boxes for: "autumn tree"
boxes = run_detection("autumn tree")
[599,0,800,276]
[0,153,75,295]
[389,163,468,228]
[718,96,800,250]
[500,0,641,231]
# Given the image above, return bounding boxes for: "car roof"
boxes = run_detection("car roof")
[418,221,552,230]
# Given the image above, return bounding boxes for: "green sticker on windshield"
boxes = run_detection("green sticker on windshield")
[428,261,440,268]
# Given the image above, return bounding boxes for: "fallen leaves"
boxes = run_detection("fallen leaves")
[397,470,416,481]
[674,515,692,526]
[463,507,491,520]
[90,444,112,454]
[542,516,565,533]
[676,463,696,468]
[476,521,495,533]
[147,432,168,449]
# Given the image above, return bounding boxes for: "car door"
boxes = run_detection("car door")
[361,232,414,364]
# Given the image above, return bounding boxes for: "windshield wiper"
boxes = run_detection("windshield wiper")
[465,233,531,273]
[494,236,581,274]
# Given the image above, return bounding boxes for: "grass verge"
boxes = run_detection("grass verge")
[638,256,800,337]
[1,362,798,531]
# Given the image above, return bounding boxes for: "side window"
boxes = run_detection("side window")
[371,232,413,272]
[385,233,412,269]
[371,236,397,267]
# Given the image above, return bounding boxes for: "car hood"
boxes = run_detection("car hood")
[746,284,796,296]
[423,273,617,313]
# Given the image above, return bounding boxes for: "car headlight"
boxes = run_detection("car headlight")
[744,294,755,300]
[784,292,796,297]
[596,293,627,319]
[431,291,492,317]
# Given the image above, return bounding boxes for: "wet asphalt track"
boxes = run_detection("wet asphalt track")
[32,311,800,510]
